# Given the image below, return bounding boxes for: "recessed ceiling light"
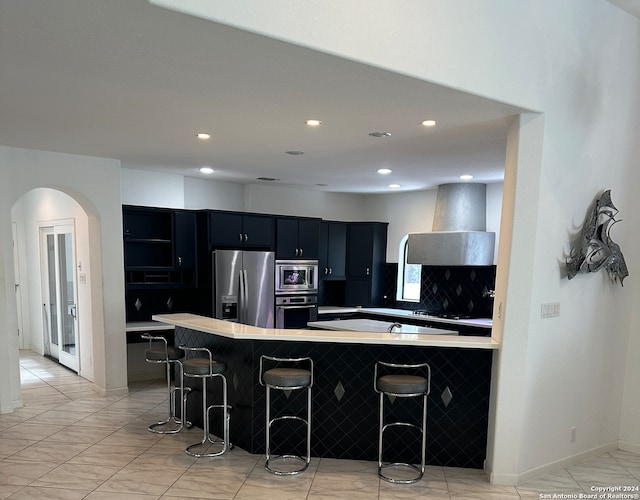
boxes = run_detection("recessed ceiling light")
[285,150,304,155]
[368,131,391,138]
[305,119,322,127]
[196,133,211,139]
[421,120,437,127]
[199,167,214,174]
[389,183,401,189]
[460,174,474,180]
[377,168,392,175]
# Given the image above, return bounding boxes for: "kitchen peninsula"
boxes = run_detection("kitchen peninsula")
[152,313,498,468]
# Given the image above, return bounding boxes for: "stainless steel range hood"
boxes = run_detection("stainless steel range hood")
[407,183,495,266]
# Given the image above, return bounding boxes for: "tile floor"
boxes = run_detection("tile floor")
[0,351,637,499]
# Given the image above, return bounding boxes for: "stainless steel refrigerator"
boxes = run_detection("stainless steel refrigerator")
[212,250,275,328]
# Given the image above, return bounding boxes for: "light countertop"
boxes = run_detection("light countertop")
[152,313,498,350]
[308,319,457,335]
[126,321,175,332]
[318,306,493,329]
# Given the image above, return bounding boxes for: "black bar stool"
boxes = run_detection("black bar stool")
[142,333,190,434]
[180,345,231,457]
[259,355,313,475]
[374,361,431,484]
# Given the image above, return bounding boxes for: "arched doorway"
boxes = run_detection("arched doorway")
[12,188,94,381]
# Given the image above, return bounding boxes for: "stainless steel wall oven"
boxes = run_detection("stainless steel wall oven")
[275,260,318,328]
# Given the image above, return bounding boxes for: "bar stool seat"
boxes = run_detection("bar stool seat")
[142,333,191,434]
[377,375,428,395]
[180,346,232,458]
[260,356,313,475]
[374,361,431,484]
[262,368,312,388]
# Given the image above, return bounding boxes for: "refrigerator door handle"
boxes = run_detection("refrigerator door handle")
[239,269,245,324]
[241,269,249,324]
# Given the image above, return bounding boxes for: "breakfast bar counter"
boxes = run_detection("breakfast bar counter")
[152,313,497,468]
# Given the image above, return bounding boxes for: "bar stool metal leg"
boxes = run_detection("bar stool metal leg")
[180,345,232,457]
[374,361,431,484]
[260,355,313,475]
[142,333,191,434]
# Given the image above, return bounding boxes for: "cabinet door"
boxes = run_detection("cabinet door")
[276,218,299,259]
[318,222,329,275]
[210,212,245,247]
[297,219,319,259]
[326,222,346,278]
[174,211,196,269]
[347,224,374,278]
[243,214,274,248]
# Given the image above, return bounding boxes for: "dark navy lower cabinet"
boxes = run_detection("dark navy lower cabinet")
[175,327,492,469]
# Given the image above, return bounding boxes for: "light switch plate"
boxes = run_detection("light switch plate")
[541,302,560,318]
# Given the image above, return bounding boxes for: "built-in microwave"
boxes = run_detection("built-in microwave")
[275,260,318,295]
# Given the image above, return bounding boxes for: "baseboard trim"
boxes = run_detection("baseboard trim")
[618,440,640,455]
[92,384,129,397]
[487,441,618,485]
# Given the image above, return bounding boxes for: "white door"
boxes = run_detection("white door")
[12,223,24,349]
[39,222,79,372]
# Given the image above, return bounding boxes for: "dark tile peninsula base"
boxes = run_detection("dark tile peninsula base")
[176,327,492,469]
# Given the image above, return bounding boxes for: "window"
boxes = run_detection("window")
[396,235,422,302]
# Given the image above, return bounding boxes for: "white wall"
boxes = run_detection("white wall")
[121,168,184,208]
[152,0,640,483]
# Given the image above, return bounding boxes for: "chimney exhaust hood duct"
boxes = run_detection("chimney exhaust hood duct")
[407,183,495,266]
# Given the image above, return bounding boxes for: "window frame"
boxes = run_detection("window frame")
[396,234,421,303]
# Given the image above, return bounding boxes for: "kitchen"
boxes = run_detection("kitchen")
[123,181,497,336]
[123,179,498,468]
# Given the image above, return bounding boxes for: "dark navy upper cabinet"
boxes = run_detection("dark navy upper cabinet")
[318,221,347,279]
[209,211,274,249]
[276,217,320,259]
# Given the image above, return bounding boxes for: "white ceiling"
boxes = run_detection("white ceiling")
[2,0,532,193]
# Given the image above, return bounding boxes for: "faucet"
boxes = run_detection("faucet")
[386,322,402,333]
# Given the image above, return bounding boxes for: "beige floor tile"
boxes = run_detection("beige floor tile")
[517,469,583,495]
[0,459,58,486]
[0,423,66,441]
[43,425,116,445]
[9,441,89,463]
[67,443,145,467]
[0,438,37,459]
[6,485,91,499]
[95,467,185,496]
[163,469,245,498]
[31,463,121,490]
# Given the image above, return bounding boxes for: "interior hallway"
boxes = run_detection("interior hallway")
[0,351,637,499]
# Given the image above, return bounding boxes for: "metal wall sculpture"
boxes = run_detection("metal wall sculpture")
[566,190,628,286]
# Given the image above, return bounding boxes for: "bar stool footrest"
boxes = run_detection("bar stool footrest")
[266,454,310,475]
[378,462,424,484]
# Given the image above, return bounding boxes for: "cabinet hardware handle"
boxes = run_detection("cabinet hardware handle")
[244,233,248,242]
[239,233,243,241]
[295,248,299,257]
[178,256,182,267]
[299,248,303,256]
[329,267,333,275]
[366,267,370,275]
